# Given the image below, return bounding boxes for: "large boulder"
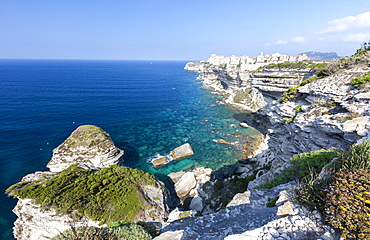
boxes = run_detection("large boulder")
[174,172,197,198]
[46,125,124,172]
[170,143,194,160]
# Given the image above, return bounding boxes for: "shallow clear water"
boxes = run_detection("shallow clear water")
[0,60,260,239]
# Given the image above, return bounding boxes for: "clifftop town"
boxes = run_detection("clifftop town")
[206,52,310,71]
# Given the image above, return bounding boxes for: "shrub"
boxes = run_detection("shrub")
[266,197,278,207]
[52,223,152,240]
[256,150,338,189]
[280,87,298,103]
[282,117,294,124]
[334,112,363,122]
[5,164,158,225]
[51,226,110,240]
[349,72,370,88]
[294,164,338,212]
[108,224,152,240]
[202,175,255,210]
[340,140,370,171]
[136,221,160,238]
[294,105,303,113]
[325,169,370,239]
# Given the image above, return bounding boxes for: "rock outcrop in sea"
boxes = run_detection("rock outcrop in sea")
[46,125,124,172]
[7,125,169,240]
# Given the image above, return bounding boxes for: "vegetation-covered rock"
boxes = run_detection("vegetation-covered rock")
[46,125,124,172]
[294,140,370,238]
[256,150,338,189]
[6,164,168,225]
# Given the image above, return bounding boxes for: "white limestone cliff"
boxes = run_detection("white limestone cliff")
[46,125,124,172]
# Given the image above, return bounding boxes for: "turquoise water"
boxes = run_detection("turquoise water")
[0,60,260,239]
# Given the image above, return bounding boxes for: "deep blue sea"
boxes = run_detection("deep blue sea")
[0,60,260,239]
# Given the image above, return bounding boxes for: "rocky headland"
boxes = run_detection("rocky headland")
[6,125,169,240]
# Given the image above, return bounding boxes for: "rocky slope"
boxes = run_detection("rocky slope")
[249,65,370,189]
[156,56,370,239]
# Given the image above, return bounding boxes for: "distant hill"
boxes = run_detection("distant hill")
[300,51,341,60]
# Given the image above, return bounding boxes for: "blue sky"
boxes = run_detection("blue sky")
[1,0,370,60]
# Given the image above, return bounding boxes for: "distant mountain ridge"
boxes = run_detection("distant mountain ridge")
[300,51,341,60]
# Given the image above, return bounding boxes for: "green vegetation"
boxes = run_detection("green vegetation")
[325,169,370,239]
[349,71,370,88]
[266,197,279,207]
[293,105,303,113]
[280,76,324,103]
[340,140,370,171]
[353,40,370,57]
[256,150,338,189]
[233,88,252,104]
[263,61,327,71]
[280,87,298,103]
[293,140,370,239]
[280,105,303,124]
[52,223,153,240]
[202,175,255,210]
[6,164,158,225]
[282,117,294,124]
[334,112,364,122]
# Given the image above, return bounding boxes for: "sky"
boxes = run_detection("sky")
[1,0,370,61]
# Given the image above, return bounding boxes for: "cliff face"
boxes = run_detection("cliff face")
[248,65,370,188]
[185,62,315,113]
[156,57,370,240]
[13,197,102,240]
[46,125,124,172]
[250,68,315,93]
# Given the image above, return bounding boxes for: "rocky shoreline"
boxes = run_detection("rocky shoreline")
[158,55,369,239]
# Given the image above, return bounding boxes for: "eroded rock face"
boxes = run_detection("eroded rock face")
[13,198,102,240]
[46,125,124,172]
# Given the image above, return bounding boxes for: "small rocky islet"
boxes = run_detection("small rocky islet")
[6,48,370,239]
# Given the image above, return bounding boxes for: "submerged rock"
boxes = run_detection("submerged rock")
[46,125,124,172]
[170,143,194,160]
[152,156,168,167]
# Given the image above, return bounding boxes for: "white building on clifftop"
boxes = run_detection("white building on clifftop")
[207,52,309,71]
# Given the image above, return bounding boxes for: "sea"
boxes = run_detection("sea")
[0,60,261,239]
